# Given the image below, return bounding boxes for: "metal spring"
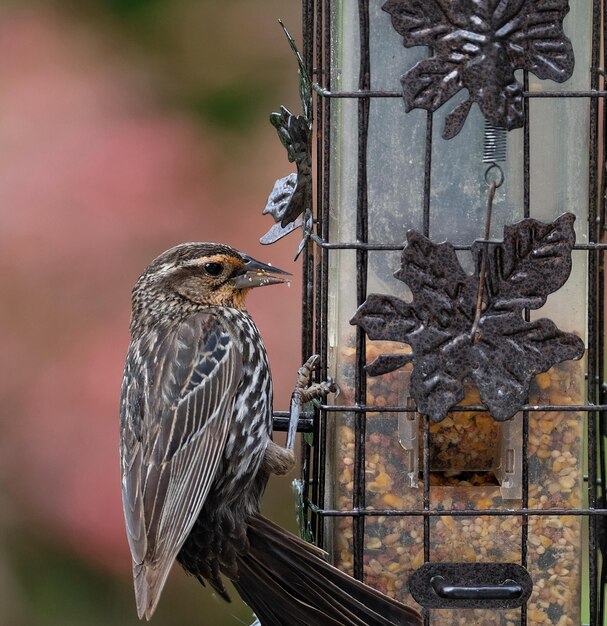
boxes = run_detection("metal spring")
[482,120,508,163]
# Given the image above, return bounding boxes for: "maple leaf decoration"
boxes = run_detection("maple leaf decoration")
[351,213,584,423]
[382,0,575,139]
[260,22,313,246]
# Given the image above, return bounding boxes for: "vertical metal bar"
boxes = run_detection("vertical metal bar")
[301,1,314,348]
[299,0,315,544]
[598,0,606,520]
[302,0,313,75]
[421,63,434,626]
[599,245,606,626]
[300,0,315,487]
[588,3,601,624]
[588,235,599,626]
[352,0,370,583]
[602,0,607,231]
[310,0,326,543]
[523,72,530,219]
[520,68,530,626]
[312,0,321,368]
[520,409,529,626]
[301,224,314,361]
[422,113,433,238]
[316,0,330,548]
[422,413,431,626]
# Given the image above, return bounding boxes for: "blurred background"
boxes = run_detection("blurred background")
[0,0,304,624]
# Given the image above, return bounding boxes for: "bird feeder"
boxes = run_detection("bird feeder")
[261,1,607,625]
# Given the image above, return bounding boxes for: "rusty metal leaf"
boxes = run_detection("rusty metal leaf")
[382,0,574,139]
[351,213,585,422]
[261,23,312,245]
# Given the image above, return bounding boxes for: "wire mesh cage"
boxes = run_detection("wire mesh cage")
[265,1,607,625]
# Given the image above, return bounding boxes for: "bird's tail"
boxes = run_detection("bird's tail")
[233,514,422,626]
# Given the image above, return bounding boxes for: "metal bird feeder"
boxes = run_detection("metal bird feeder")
[262,1,607,625]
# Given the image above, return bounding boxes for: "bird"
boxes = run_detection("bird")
[120,242,422,625]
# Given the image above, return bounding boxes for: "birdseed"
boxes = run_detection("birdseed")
[327,340,583,626]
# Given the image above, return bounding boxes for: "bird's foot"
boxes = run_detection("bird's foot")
[294,355,338,404]
[286,355,338,449]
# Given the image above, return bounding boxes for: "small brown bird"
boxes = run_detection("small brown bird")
[120,242,421,625]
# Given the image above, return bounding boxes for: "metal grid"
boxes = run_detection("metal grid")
[281,0,607,624]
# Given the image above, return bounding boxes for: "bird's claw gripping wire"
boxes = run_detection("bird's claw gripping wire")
[286,355,338,450]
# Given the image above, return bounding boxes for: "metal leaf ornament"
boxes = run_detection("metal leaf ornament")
[351,213,584,423]
[260,22,313,246]
[382,0,575,139]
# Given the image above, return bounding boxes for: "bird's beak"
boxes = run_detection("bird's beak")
[231,254,291,289]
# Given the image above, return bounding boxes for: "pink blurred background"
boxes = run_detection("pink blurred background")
[0,2,303,624]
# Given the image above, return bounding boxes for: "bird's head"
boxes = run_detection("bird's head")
[131,242,290,329]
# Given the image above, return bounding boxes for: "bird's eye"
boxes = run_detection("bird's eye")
[203,262,224,276]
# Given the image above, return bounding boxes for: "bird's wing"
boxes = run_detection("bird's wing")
[120,311,242,619]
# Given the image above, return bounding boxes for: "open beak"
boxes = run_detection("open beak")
[231,254,291,289]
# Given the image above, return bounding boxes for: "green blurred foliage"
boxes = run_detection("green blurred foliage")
[5,530,254,626]
[191,81,277,132]
[101,0,166,19]
[66,0,300,136]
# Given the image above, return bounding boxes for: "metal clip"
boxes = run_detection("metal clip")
[494,412,522,500]
[398,397,419,488]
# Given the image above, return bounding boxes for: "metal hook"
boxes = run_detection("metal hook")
[484,162,504,188]
[470,179,498,342]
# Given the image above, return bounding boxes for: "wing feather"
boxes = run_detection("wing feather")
[120,311,242,619]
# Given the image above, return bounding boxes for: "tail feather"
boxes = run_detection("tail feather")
[134,561,172,621]
[238,543,379,626]
[249,517,409,624]
[233,515,422,626]
[236,553,344,626]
